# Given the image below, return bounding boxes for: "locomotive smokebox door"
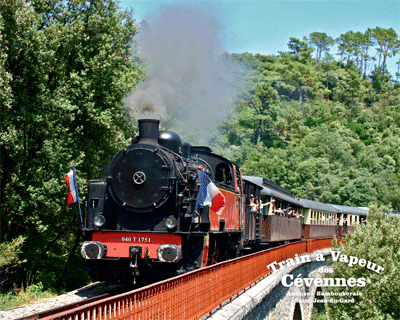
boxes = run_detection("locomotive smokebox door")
[107,119,175,213]
[109,148,172,211]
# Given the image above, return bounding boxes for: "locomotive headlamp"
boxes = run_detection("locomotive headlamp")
[94,214,106,227]
[165,216,177,230]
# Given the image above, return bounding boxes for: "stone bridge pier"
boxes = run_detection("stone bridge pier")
[209,249,332,320]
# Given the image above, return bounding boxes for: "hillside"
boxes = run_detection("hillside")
[212,48,400,210]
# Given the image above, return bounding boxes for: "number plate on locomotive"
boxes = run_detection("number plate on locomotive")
[121,236,151,243]
[92,231,181,259]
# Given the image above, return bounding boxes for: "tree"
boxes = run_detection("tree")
[287,37,313,59]
[305,32,334,62]
[248,82,280,143]
[361,29,374,78]
[0,0,141,290]
[0,11,12,115]
[370,65,392,94]
[326,207,400,319]
[0,236,25,290]
[336,30,373,77]
[337,32,354,65]
[279,57,319,106]
[371,27,400,72]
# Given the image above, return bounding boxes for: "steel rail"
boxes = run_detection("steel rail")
[16,294,110,320]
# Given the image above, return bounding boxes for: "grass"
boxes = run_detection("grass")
[0,282,57,311]
[311,307,330,320]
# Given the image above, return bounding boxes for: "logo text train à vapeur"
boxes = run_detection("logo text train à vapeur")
[267,251,384,288]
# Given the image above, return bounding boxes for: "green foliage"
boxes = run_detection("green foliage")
[372,27,400,71]
[0,0,141,292]
[326,207,400,319]
[216,44,400,209]
[305,32,334,62]
[312,307,329,320]
[287,37,313,59]
[0,282,56,310]
[0,236,26,271]
[336,29,373,78]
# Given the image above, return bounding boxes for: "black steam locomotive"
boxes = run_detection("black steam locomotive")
[80,119,368,285]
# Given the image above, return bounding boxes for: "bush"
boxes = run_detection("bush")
[0,282,56,310]
[0,236,26,291]
[325,206,400,319]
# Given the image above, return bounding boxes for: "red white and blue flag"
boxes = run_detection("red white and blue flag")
[195,170,225,215]
[65,169,78,205]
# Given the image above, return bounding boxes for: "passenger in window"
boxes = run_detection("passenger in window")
[283,207,291,216]
[249,195,258,213]
[294,211,304,219]
[259,198,275,214]
[274,208,285,216]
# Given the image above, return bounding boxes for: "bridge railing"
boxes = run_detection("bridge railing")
[307,237,337,253]
[44,238,335,320]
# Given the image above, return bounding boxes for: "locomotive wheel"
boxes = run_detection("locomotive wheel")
[207,238,219,265]
[207,234,240,265]
[178,235,208,273]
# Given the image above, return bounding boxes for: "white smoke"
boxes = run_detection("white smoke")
[124,3,241,143]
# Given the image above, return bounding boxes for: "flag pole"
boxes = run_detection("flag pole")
[72,165,84,229]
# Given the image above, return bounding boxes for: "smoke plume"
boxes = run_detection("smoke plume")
[124,3,240,143]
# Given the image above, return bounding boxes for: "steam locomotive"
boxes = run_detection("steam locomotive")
[80,119,368,285]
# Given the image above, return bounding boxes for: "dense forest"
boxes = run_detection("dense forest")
[212,33,400,210]
[0,0,399,305]
[0,0,142,297]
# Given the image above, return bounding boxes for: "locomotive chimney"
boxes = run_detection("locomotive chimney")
[138,119,160,144]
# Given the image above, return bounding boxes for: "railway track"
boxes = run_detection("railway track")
[1,282,126,320]
[15,294,110,320]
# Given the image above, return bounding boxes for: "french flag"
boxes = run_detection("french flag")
[65,169,78,205]
[195,170,225,215]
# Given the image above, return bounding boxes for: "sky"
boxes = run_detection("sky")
[118,0,400,76]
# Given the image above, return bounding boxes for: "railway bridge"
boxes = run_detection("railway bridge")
[33,238,336,320]
[211,248,332,320]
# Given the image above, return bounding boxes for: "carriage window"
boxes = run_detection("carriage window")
[215,163,232,185]
[235,167,242,193]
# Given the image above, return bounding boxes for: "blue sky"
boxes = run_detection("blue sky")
[118,0,400,76]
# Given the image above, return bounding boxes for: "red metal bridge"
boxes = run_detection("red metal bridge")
[40,238,335,320]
